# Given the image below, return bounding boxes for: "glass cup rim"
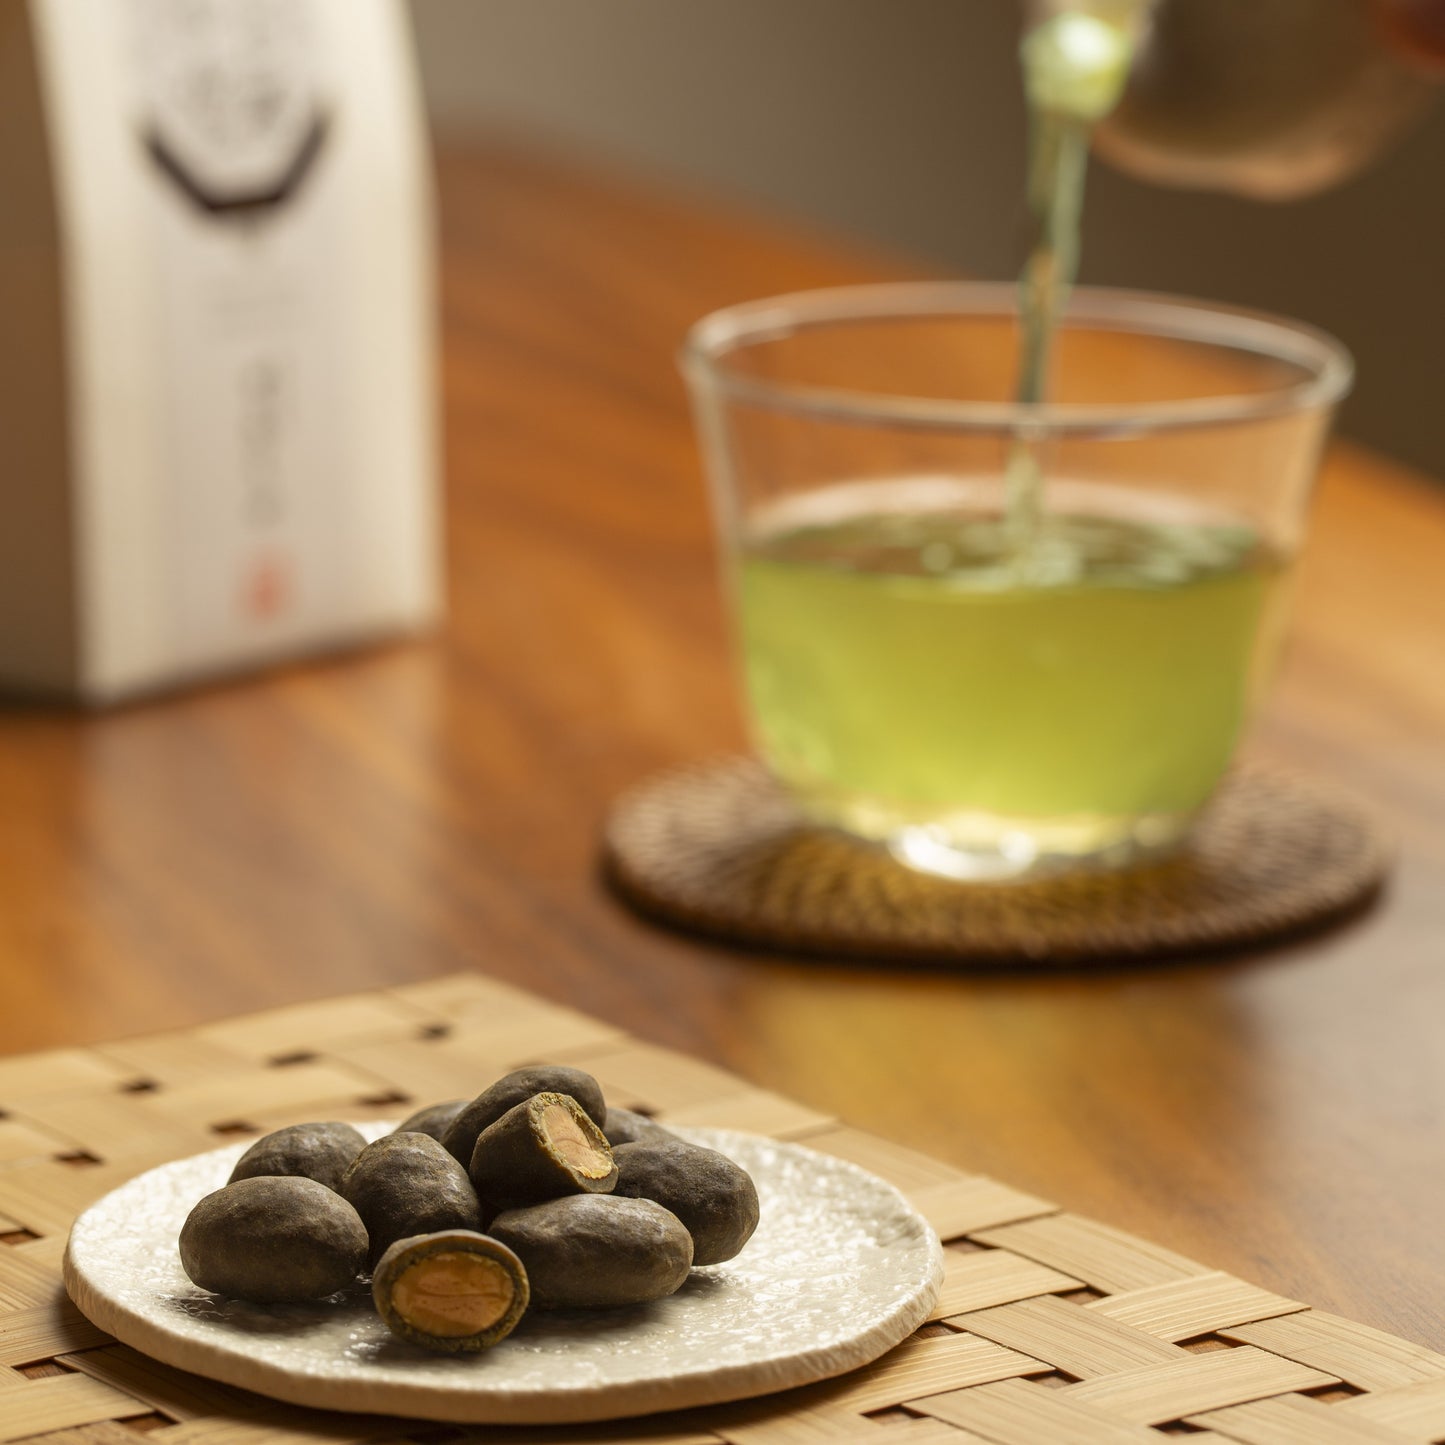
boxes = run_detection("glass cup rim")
[680,281,1354,437]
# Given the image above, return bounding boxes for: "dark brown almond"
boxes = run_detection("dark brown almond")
[470,1091,616,1210]
[489,1195,692,1308]
[341,1132,486,1268]
[603,1107,677,1147]
[441,1066,606,1168]
[179,1176,367,1303]
[227,1122,366,1194]
[393,1100,466,1143]
[612,1139,760,1265]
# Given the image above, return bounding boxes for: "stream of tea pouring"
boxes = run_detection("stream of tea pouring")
[1005,2,1145,560]
[1006,0,1443,562]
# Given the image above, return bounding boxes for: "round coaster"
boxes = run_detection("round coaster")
[603,758,1390,965]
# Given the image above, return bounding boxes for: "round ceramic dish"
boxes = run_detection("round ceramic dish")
[64,1123,943,1425]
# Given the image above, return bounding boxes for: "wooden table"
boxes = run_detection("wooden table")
[1,141,1441,1351]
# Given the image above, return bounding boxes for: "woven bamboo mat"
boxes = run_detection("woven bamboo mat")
[0,975,1440,1444]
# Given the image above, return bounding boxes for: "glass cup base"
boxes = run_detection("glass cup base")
[800,793,1197,882]
[885,820,1191,882]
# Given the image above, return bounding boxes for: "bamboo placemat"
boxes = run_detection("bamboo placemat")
[0,973,1440,1444]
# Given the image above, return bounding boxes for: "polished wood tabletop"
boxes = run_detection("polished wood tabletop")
[1,142,1441,1348]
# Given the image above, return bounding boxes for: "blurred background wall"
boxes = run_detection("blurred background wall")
[409,0,1445,478]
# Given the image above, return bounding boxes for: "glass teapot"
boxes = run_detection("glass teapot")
[1032,0,1445,198]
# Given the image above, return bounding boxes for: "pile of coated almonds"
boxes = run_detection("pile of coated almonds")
[177,1064,760,1352]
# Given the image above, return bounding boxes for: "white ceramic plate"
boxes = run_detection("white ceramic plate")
[64,1124,942,1425]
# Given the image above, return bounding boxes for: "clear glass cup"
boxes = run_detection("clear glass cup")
[681,282,1352,881]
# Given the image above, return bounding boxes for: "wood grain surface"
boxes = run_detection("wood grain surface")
[0,141,1441,1350]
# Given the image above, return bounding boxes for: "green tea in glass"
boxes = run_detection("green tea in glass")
[682,284,1350,879]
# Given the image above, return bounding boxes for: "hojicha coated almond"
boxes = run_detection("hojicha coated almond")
[372,1230,529,1352]
[470,1091,617,1210]
[602,1107,677,1148]
[611,1139,760,1266]
[489,1194,693,1309]
[392,1100,466,1144]
[341,1132,486,1268]
[441,1065,607,1170]
[180,1176,368,1303]
[227,1121,366,1194]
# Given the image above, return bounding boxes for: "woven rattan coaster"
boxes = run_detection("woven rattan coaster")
[604,757,1390,965]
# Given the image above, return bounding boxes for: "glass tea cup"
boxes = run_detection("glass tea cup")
[681,283,1352,881]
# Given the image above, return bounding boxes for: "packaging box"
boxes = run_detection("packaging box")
[0,0,440,701]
